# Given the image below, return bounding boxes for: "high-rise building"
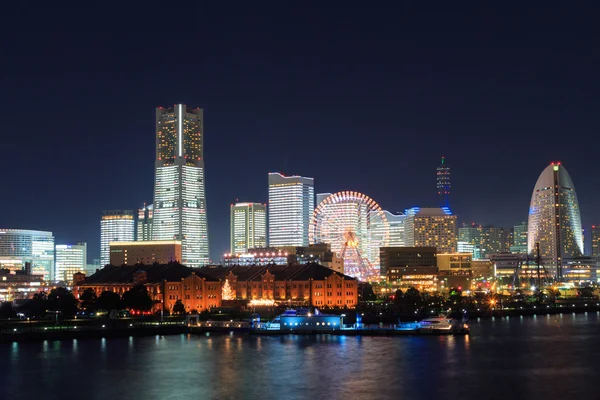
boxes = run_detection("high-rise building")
[436,157,451,208]
[137,204,153,241]
[230,202,267,254]
[0,229,55,280]
[527,162,583,278]
[316,193,332,208]
[55,243,87,283]
[368,210,405,264]
[101,210,134,266]
[152,105,209,267]
[592,225,600,260]
[459,223,507,258]
[510,222,528,254]
[268,172,314,247]
[404,207,457,253]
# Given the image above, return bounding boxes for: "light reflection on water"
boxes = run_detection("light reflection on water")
[1,313,599,400]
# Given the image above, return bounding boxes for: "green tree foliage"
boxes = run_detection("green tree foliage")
[172,299,186,315]
[449,287,463,303]
[122,285,153,311]
[80,288,97,312]
[97,291,122,312]
[48,287,79,317]
[0,302,17,319]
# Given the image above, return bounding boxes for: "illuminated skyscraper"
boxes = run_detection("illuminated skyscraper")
[436,157,451,208]
[592,225,600,260]
[0,229,55,280]
[152,105,209,267]
[527,162,583,278]
[510,221,528,254]
[55,243,87,283]
[404,207,457,253]
[268,172,314,247]
[101,211,134,266]
[137,204,153,241]
[230,202,267,254]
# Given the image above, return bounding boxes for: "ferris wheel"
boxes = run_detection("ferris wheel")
[310,191,390,281]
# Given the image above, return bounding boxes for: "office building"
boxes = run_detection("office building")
[510,222,528,254]
[152,105,209,267]
[230,202,267,254]
[436,157,451,208]
[372,210,405,247]
[380,246,437,282]
[109,240,182,265]
[591,225,600,260]
[137,204,153,241]
[0,229,55,280]
[55,243,87,283]
[268,172,314,247]
[0,269,49,302]
[404,207,457,253]
[100,211,134,266]
[436,253,472,290]
[459,223,505,258]
[527,162,583,278]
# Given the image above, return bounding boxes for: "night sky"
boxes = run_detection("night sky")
[2,2,599,262]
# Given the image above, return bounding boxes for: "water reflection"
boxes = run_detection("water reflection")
[1,315,599,400]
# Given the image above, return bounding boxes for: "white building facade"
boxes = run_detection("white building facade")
[55,243,87,282]
[100,211,134,266]
[268,173,314,247]
[0,229,55,280]
[230,203,267,254]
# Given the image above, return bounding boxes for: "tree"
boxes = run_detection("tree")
[222,279,234,300]
[449,287,463,304]
[578,287,595,298]
[405,287,422,307]
[0,302,17,319]
[48,287,79,317]
[122,285,153,311]
[172,299,186,315]
[80,288,97,312]
[97,291,122,312]
[19,291,48,318]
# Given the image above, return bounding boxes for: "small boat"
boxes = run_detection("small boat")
[417,315,469,334]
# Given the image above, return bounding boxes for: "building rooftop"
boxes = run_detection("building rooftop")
[80,262,219,284]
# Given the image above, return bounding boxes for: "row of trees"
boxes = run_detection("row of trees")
[0,285,161,319]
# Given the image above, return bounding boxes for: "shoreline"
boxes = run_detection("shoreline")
[2,306,598,343]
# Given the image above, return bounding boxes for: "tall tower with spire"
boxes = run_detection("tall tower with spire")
[436,157,451,208]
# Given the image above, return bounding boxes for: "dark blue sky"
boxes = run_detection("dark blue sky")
[2,2,599,262]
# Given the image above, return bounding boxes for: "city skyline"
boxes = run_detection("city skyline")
[3,3,600,262]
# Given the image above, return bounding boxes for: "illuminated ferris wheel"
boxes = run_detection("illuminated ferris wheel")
[310,191,390,281]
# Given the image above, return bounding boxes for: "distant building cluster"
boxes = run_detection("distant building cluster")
[3,104,598,306]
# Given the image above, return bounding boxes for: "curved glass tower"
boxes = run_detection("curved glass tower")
[527,162,583,278]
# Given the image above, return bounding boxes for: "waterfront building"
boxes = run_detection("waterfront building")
[137,204,153,241]
[592,225,600,260]
[55,243,87,283]
[510,222,528,254]
[152,105,209,267]
[230,202,267,254]
[436,157,451,208]
[0,269,49,302]
[268,172,314,247]
[527,162,583,278]
[436,253,472,290]
[380,246,437,289]
[0,229,55,280]
[471,260,494,279]
[223,244,344,273]
[100,211,134,267]
[74,262,221,313]
[562,256,597,284]
[109,240,182,265]
[404,207,457,253]
[201,263,358,308]
[488,253,529,279]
